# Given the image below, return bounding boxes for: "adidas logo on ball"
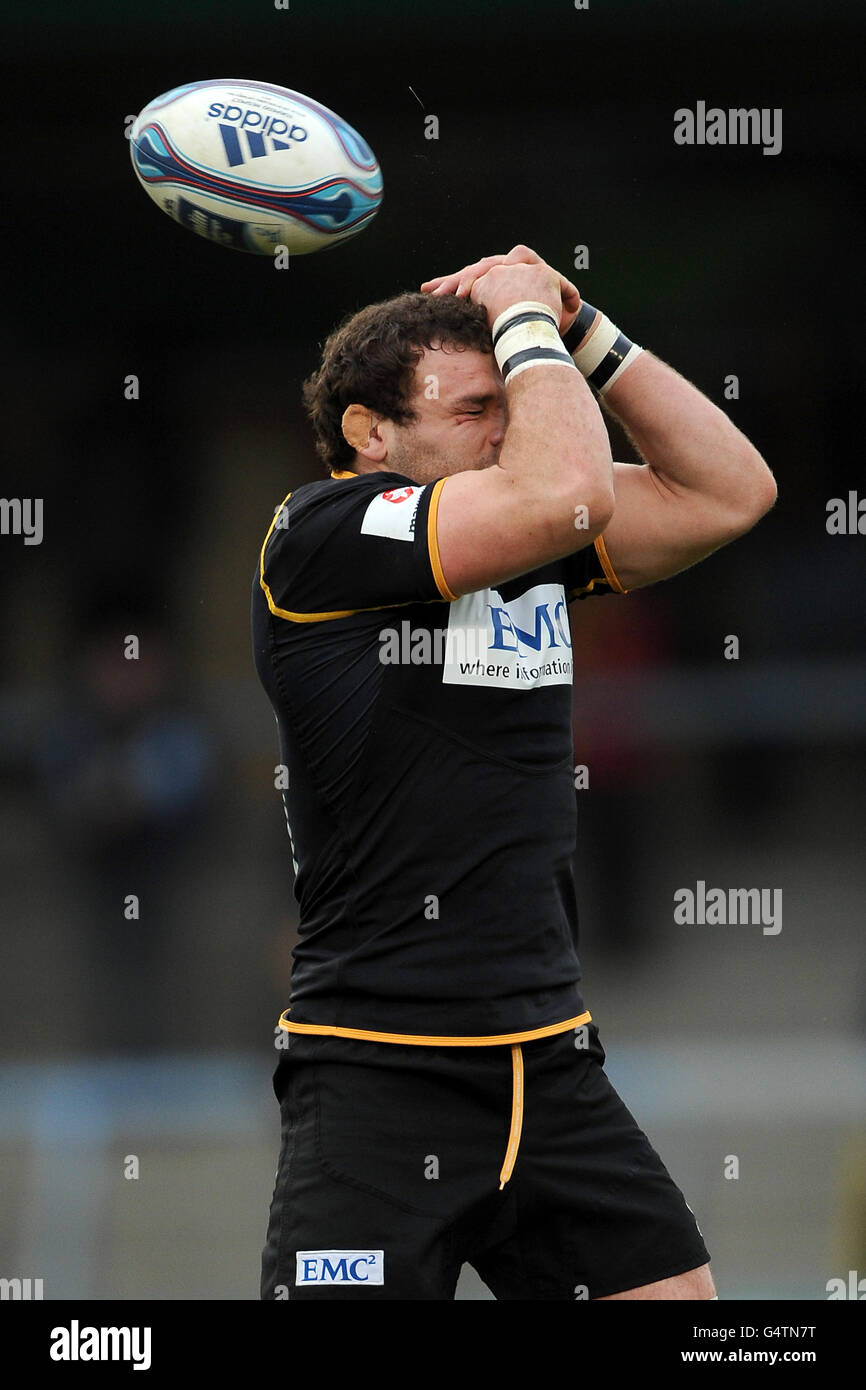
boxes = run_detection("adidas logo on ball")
[216,123,306,166]
[206,106,308,167]
[206,103,307,139]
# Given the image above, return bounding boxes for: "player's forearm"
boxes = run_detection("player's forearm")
[502,363,616,530]
[599,349,777,523]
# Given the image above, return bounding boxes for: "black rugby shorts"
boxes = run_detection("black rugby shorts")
[260,1021,710,1300]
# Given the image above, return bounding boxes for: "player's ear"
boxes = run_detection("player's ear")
[341,404,388,461]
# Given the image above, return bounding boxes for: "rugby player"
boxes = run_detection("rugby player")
[252,244,777,1300]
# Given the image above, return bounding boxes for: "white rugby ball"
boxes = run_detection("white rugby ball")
[129,78,383,255]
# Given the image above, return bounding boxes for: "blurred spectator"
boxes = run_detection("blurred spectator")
[34,589,215,1051]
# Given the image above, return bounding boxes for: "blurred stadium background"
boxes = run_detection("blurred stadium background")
[1,0,864,1300]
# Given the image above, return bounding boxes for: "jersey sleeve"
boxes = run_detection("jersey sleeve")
[259,472,457,622]
[564,533,629,600]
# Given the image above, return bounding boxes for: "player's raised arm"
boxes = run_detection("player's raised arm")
[562,305,778,592]
[433,262,615,597]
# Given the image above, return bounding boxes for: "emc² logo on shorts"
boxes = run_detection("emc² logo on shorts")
[296,1250,384,1286]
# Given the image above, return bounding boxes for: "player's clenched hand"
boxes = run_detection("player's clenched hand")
[468,261,563,335]
[420,244,581,334]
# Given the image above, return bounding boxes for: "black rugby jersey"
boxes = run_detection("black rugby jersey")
[251,469,625,1036]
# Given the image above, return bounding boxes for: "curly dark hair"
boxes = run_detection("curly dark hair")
[301,291,492,475]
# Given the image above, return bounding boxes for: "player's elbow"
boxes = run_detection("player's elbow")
[746,453,778,521]
[727,448,778,535]
[757,463,779,516]
[588,484,616,536]
[553,478,615,543]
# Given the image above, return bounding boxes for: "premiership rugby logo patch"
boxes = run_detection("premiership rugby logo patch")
[360,486,424,541]
[295,1250,385,1286]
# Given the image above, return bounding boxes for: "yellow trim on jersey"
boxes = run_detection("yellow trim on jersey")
[277,1009,591,1047]
[258,489,294,608]
[594,533,628,594]
[499,1045,524,1189]
[279,1011,589,1191]
[427,477,460,602]
[568,574,610,599]
[259,489,361,621]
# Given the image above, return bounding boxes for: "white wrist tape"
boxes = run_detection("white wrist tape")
[600,341,643,393]
[572,315,620,376]
[572,311,643,395]
[491,301,577,386]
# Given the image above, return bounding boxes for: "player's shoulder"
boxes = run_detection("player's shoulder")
[256,467,446,619]
[265,468,431,565]
[262,470,406,558]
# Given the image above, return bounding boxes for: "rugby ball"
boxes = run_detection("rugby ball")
[129,78,383,255]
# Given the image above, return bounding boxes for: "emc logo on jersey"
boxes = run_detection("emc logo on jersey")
[444,583,574,689]
[488,592,572,654]
[295,1250,384,1286]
